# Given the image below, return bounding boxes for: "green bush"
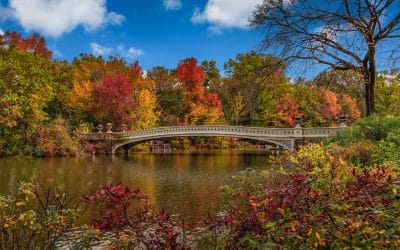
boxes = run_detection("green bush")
[327,115,400,165]
[328,115,400,147]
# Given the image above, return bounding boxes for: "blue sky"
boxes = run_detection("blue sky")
[0,0,265,74]
[1,0,398,79]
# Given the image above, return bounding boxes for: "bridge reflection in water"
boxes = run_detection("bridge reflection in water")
[82,125,345,156]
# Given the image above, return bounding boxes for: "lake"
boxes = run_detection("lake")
[0,150,269,228]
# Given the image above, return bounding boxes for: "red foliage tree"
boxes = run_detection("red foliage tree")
[129,60,144,80]
[92,76,135,127]
[0,31,52,58]
[206,92,223,110]
[176,57,207,103]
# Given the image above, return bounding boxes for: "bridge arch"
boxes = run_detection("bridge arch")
[112,134,293,154]
[82,125,341,155]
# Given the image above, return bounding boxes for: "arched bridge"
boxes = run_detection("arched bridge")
[82,125,344,155]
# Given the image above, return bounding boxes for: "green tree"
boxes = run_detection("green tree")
[0,49,55,156]
[375,71,400,116]
[147,66,184,125]
[293,84,325,127]
[223,51,288,125]
[201,60,221,90]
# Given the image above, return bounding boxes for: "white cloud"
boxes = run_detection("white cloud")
[191,0,262,30]
[7,0,125,38]
[127,47,144,58]
[93,43,144,59]
[0,28,4,35]
[163,0,182,11]
[90,43,113,56]
[106,12,125,25]
[117,44,144,58]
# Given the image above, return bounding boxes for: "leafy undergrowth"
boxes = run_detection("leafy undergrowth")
[201,145,400,248]
[83,183,192,249]
[326,115,400,165]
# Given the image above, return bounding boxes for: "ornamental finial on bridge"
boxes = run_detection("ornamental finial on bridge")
[121,124,127,132]
[97,124,104,133]
[294,115,302,128]
[338,115,348,127]
[106,123,113,133]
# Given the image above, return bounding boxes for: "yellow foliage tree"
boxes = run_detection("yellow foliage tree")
[69,80,93,112]
[189,103,225,125]
[131,89,159,130]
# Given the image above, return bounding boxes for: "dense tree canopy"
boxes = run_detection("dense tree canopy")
[0,49,57,156]
[0,30,386,157]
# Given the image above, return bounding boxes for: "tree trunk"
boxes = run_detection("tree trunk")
[364,52,376,116]
[364,77,375,116]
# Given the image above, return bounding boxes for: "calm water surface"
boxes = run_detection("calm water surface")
[0,151,269,228]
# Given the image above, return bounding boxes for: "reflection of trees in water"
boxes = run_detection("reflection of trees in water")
[0,152,267,228]
[0,158,42,195]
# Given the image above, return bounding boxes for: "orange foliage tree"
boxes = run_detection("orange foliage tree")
[338,94,361,123]
[274,93,300,127]
[0,31,52,59]
[320,89,341,123]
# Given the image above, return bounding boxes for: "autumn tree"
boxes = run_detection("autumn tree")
[293,84,325,126]
[92,76,135,128]
[0,48,55,156]
[130,61,155,91]
[292,83,360,126]
[313,70,365,114]
[251,0,400,115]
[338,94,362,122]
[320,89,341,121]
[217,77,247,125]
[131,89,160,130]
[44,61,74,119]
[274,92,299,127]
[68,79,95,124]
[176,57,207,105]
[0,31,52,58]
[176,57,225,125]
[189,92,225,125]
[71,54,141,84]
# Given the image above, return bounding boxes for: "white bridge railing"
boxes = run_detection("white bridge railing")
[82,125,343,141]
[81,125,345,153]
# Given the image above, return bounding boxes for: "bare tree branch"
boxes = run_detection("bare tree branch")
[251,0,400,115]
